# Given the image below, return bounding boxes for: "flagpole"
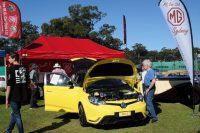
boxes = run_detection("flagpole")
[123,15,127,49]
[159,0,196,116]
[179,0,196,116]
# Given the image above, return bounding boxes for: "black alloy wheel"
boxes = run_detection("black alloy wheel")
[79,104,88,127]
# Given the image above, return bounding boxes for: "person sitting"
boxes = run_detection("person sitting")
[52,63,66,75]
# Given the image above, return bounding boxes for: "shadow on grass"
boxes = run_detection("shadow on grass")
[37,104,44,108]
[56,113,79,119]
[90,103,161,130]
[92,103,162,130]
[155,102,162,115]
[0,94,5,104]
[92,119,149,130]
[29,113,78,133]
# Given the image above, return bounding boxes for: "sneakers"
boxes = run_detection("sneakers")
[30,104,39,109]
[151,119,158,123]
[29,107,37,109]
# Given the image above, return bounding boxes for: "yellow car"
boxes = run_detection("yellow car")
[44,58,147,126]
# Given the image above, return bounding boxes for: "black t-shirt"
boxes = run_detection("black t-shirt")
[7,65,30,102]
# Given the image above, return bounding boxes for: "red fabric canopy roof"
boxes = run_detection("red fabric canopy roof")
[18,36,125,59]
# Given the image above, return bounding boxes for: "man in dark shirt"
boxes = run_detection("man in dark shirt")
[6,52,29,133]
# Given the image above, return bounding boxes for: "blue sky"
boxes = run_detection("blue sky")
[11,0,200,51]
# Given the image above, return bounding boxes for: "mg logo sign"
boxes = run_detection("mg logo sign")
[167,8,185,26]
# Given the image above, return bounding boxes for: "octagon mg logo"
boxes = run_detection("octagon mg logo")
[167,7,185,26]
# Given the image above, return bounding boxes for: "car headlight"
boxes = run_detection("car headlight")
[88,96,105,105]
[137,94,144,102]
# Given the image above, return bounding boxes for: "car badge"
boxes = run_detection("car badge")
[120,102,127,108]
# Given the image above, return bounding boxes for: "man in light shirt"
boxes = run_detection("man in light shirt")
[142,66,147,84]
[52,63,67,75]
[142,59,158,123]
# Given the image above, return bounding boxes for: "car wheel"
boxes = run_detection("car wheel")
[79,104,88,127]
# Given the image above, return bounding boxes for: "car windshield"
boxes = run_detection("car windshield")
[87,79,132,92]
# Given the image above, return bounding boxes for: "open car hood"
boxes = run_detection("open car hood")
[83,58,137,90]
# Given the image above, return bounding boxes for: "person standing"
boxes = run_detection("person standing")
[142,59,158,123]
[29,64,39,108]
[52,63,66,75]
[6,52,29,133]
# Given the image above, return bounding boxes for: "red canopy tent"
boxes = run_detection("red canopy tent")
[18,36,125,74]
[19,35,125,59]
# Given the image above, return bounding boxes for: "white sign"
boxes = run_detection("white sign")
[50,74,60,85]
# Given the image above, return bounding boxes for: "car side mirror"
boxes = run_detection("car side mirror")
[68,81,74,89]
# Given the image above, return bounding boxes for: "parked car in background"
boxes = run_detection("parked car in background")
[44,59,147,126]
[0,50,6,91]
[0,75,6,91]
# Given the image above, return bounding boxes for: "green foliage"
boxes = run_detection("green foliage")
[89,24,123,50]
[158,47,181,61]
[41,4,122,50]
[41,4,106,38]
[128,43,148,64]
[0,38,9,50]
[68,4,106,32]
[0,21,39,53]
[123,43,199,65]
[146,50,159,61]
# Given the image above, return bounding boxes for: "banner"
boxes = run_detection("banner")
[0,0,21,39]
[159,0,194,84]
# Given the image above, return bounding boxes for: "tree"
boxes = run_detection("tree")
[42,4,106,38]
[68,4,106,32]
[0,38,9,50]
[159,47,181,61]
[11,21,39,49]
[90,24,122,49]
[41,4,123,50]
[146,50,159,62]
[124,43,200,64]
[123,48,133,61]
[132,43,148,64]
[132,43,148,58]
[0,21,39,53]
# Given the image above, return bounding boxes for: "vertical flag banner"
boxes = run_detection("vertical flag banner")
[159,0,194,85]
[123,15,127,46]
[0,0,21,39]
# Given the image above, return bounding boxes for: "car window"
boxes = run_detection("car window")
[46,73,70,86]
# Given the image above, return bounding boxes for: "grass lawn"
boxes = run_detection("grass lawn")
[0,91,200,133]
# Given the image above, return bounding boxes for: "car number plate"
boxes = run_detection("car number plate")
[119,111,131,117]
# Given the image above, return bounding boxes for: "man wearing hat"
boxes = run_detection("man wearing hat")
[52,63,66,75]
[29,63,39,108]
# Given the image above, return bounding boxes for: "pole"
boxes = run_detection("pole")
[178,0,196,116]
[123,15,127,48]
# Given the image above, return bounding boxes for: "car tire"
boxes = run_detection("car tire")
[79,104,88,127]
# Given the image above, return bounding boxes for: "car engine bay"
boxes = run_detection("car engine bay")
[89,89,140,101]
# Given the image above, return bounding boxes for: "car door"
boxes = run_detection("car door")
[44,73,80,112]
